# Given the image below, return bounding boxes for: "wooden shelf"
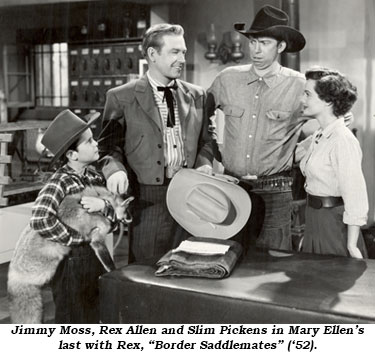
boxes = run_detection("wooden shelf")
[68,37,143,45]
[3,181,44,197]
[0,120,51,132]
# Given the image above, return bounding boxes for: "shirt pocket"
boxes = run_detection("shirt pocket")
[222,105,245,150]
[223,105,245,118]
[263,110,291,141]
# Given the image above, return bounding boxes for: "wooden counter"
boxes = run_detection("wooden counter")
[99,249,375,324]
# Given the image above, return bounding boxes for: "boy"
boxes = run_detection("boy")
[30,109,117,323]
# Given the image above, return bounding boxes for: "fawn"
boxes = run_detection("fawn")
[7,185,133,323]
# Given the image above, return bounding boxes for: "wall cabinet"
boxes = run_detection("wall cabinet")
[68,41,143,110]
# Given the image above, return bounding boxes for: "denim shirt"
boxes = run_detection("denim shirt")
[208,63,306,177]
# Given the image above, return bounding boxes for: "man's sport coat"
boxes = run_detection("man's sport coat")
[99,75,214,185]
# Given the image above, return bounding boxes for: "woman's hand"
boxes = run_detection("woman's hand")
[81,196,105,213]
[347,225,363,259]
[347,246,363,259]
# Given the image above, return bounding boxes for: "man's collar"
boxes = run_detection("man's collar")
[248,62,282,88]
[147,71,176,90]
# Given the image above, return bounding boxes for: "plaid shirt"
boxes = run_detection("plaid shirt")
[30,164,117,246]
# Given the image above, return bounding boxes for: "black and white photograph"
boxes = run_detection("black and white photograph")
[0,0,374,353]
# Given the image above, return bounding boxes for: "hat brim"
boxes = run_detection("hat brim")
[49,111,101,166]
[235,24,306,53]
[167,169,251,239]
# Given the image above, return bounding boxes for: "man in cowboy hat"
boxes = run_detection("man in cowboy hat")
[99,23,214,263]
[207,5,308,252]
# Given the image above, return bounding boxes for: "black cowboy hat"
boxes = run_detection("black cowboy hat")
[234,5,306,53]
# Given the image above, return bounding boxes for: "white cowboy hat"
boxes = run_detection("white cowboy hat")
[167,169,251,239]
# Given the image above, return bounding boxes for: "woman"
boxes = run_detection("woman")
[299,67,368,258]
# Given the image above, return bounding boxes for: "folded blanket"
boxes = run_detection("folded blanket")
[155,236,243,279]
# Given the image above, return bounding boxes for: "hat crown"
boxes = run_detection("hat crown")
[233,4,305,53]
[167,169,252,240]
[41,109,88,156]
[250,5,289,31]
[186,184,230,224]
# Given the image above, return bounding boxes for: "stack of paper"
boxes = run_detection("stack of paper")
[172,240,230,255]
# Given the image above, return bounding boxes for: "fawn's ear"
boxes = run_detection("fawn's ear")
[121,196,135,206]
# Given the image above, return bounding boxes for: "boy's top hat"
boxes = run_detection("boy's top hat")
[234,5,306,53]
[42,109,100,165]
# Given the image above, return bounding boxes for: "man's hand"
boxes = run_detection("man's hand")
[196,164,213,175]
[343,111,354,127]
[87,227,100,241]
[241,174,258,180]
[80,196,105,213]
[294,136,313,163]
[107,171,129,195]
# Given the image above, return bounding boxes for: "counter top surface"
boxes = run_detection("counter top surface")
[103,249,375,322]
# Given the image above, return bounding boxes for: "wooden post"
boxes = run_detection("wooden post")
[0,90,10,206]
[281,0,301,71]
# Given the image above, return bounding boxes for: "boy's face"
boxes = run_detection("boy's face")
[74,128,99,164]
